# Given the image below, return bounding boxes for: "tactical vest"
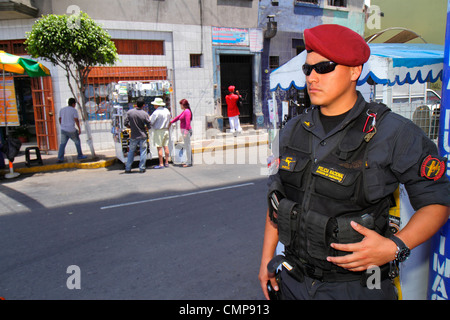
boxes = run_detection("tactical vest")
[270,102,393,276]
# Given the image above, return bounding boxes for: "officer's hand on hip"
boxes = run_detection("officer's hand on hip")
[258,260,279,300]
[326,221,397,272]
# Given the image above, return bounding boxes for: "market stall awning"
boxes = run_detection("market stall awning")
[270,43,444,91]
[0,50,51,77]
[269,50,307,91]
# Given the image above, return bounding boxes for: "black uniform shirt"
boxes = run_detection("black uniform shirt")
[273,92,450,211]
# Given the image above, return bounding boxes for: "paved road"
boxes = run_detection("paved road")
[0,155,269,300]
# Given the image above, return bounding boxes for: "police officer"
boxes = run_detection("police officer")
[258,24,450,300]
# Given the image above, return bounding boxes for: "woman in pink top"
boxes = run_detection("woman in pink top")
[170,99,193,167]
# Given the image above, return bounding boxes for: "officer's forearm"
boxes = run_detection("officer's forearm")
[396,204,449,250]
[261,209,279,264]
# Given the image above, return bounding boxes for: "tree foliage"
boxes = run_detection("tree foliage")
[24,11,118,156]
[25,12,117,74]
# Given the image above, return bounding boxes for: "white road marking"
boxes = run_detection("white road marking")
[100,182,255,210]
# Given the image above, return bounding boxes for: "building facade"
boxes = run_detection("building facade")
[0,0,368,154]
[258,0,366,123]
[0,0,262,153]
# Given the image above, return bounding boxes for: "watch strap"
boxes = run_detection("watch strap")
[389,234,406,248]
[389,234,410,261]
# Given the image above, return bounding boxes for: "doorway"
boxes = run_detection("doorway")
[220,55,253,127]
[30,77,57,151]
[14,77,35,142]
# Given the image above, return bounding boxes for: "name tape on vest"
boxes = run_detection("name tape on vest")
[314,165,346,183]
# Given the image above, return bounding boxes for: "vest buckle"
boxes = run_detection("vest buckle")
[363,110,378,142]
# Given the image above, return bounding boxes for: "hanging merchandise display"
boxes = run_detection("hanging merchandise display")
[109,80,174,165]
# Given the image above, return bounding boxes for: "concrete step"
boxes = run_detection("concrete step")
[216,128,267,139]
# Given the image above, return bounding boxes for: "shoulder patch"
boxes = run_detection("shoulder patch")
[420,155,445,181]
[280,156,296,172]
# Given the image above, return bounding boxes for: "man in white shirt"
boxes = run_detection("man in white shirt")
[57,98,87,163]
[150,97,171,168]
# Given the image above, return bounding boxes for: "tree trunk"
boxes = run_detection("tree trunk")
[64,66,96,158]
[77,69,96,158]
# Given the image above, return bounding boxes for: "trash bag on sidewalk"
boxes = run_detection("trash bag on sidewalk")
[1,137,22,162]
[173,143,186,165]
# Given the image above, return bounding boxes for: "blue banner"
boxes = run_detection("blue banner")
[439,3,450,166]
[428,0,450,300]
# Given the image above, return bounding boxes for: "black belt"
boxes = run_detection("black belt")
[269,255,392,287]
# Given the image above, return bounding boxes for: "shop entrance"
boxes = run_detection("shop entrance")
[1,75,57,151]
[13,77,34,141]
[30,77,57,151]
[8,76,57,150]
[220,54,253,127]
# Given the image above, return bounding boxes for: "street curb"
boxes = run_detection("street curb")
[1,139,269,175]
[3,158,117,175]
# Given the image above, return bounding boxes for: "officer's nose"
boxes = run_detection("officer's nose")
[306,70,319,83]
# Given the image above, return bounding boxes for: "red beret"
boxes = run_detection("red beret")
[304,24,370,66]
[228,85,235,92]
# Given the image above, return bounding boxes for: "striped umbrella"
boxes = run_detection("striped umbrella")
[0,50,50,77]
[1,50,51,127]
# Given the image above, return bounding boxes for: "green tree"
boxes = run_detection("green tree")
[25,11,118,157]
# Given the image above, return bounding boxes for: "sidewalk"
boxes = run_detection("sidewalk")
[0,129,269,176]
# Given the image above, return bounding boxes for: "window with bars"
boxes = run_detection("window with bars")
[190,54,202,68]
[295,0,319,5]
[269,56,279,69]
[0,40,27,55]
[112,39,164,55]
[327,0,347,7]
[0,39,166,56]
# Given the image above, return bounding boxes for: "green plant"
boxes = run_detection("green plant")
[25,11,118,156]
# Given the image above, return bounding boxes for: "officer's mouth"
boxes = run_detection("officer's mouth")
[308,87,321,94]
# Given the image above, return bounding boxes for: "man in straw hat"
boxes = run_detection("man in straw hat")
[150,97,171,169]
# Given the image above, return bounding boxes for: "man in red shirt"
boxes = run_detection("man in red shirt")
[225,85,242,134]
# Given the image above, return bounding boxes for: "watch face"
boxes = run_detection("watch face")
[397,247,411,262]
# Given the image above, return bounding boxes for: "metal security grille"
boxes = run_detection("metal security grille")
[374,84,441,142]
[391,102,440,141]
[113,39,164,55]
[30,76,58,151]
[85,66,168,120]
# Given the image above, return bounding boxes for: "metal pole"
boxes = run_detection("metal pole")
[3,68,6,129]
[2,68,19,179]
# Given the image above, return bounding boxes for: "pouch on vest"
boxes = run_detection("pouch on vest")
[333,197,391,256]
[332,212,377,257]
[304,210,335,260]
[267,178,287,223]
[312,162,362,201]
[277,198,299,246]
[278,155,311,192]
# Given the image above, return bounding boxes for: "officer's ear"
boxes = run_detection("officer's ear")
[350,65,363,82]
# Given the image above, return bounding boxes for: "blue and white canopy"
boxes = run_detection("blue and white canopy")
[269,43,444,91]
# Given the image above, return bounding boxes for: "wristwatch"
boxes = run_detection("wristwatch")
[390,235,411,262]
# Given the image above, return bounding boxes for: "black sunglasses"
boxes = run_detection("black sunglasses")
[302,61,338,76]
